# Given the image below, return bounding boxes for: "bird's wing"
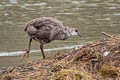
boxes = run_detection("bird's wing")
[25,17,64,30]
[25,26,38,35]
[25,17,66,40]
[35,29,50,39]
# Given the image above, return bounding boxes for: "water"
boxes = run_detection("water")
[0,45,82,56]
[0,0,120,68]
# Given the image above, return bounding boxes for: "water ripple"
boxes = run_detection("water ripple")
[0,45,82,56]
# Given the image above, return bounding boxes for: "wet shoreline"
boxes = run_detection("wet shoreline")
[0,45,82,56]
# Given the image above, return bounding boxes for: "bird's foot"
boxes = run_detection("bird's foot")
[20,49,30,62]
[26,58,33,64]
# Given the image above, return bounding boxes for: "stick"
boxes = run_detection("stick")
[101,32,118,40]
[90,42,107,47]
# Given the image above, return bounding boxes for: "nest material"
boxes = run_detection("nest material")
[0,32,120,80]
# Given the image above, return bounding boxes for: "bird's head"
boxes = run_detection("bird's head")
[69,27,82,37]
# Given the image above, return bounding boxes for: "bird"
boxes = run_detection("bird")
[21,17,81,61]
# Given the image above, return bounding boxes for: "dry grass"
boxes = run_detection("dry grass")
[0,32,120,80]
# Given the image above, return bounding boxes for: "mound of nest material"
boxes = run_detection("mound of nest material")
[0,32,120,80]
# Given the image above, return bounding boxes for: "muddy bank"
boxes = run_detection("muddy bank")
[0,32,120,80]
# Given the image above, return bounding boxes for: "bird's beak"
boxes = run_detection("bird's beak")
[78,32,82,37]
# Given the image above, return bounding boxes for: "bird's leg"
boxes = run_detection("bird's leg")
[40,41,45,59]
[21,38,32,62]
[26,38,32,58]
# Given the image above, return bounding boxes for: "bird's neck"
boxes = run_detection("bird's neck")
[55,27,71,40]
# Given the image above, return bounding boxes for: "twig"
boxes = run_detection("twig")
[90,41,108,47]
[101,32,119,40]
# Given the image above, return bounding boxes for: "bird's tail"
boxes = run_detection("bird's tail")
[24,26,28,31]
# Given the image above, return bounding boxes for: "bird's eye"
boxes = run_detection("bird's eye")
[75,30,78,32]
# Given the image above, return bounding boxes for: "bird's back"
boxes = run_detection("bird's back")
[24,17,65,43]
[24,17,64,31]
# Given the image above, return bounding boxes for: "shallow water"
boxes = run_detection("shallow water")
[0,0,120,68]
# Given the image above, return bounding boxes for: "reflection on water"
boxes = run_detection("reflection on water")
[0,0,120,68]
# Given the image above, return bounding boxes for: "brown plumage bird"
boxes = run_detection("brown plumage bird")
[21,17,81,61]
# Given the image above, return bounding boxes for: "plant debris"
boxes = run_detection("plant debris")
[0,32,120,80]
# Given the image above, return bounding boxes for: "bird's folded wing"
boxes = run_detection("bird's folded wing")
[26,26,38,35]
